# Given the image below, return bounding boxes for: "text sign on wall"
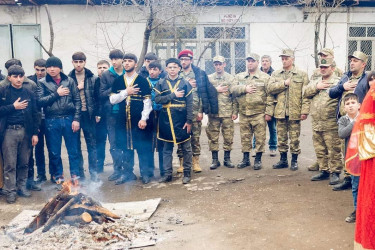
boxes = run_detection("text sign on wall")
[220,14,242,24]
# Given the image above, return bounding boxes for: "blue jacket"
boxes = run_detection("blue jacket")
[147,77,162,111]
[328,71,368,120]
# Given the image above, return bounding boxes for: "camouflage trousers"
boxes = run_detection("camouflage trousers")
[239,113,266,153]
[312,129,343,173]
[206,116,234,151]
[178,120,201,157]
[276,117,301,154]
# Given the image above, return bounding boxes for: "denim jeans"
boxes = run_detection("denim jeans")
[45,116,80,179]
[28,119,47,181]
[352,175,360,210]
[253,116,277,150]
[96,116,107,173]
[106,114,123,173]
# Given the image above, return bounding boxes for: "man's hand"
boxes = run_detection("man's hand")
[284,78,291,86]
[95,116,101,123]
[316,80,331,90]
[13,98,28,110]
[245,85,257,94]
[77,80,84,90]
[174,88,185,98]
[265,114,272,121]
[188,79,197,88]
[138,120,147,129]
[57,85,70,96]
[231,114,238,120]
[32,135,39,146]
[72,121,80,132]
[216,84,229,93]
[183,123,192,134]
[343,80,357,91]
[196,113,203,121]
[301,114,308,120]
[127,84,140,95]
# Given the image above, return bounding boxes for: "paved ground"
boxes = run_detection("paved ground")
[0,117,355,249]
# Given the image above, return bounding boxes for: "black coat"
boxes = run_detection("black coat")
[99,69,120,116]
[68,68,99,118]
[191,64,218,114]
[37,73,81,121]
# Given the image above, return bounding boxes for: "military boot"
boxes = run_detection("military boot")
[182,170,191,184]
[290,154,298,171]
[192,156,202,173]
[210,151,220,170]
[223,151,235,168]
[237,152,250,169]
[273,152,288,169]
[332,176,352,191]
[253,152,262,170]
[177,158,184,173]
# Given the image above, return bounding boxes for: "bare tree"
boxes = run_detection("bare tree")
[34,4,54,57]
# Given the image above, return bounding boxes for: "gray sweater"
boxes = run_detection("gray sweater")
[338,115,356,157]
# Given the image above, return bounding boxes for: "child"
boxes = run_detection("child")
[147,61,164,177]
[154,58,193,184]
[338,93,361,223]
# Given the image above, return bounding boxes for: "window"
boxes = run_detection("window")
[348,25,375,71]
[151,24,249,75]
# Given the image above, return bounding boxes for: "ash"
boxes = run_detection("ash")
[0,216,156,250]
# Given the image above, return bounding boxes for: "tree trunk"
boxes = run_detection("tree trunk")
[137,2,154,72]
[314,14,322,68]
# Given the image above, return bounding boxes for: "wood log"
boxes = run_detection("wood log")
[70,204,120,219]
[42,193,84,233]
[61,212,92,225]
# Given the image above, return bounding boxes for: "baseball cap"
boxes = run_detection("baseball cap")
[246,53,260,61]
[348,51,368,63]
[279,49,294,57]
[318,48,334,57]
[213,55,225,63]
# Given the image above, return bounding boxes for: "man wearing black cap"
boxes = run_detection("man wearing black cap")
[37,56,81,187]
[0,65,39,203]
[138,52,166,79]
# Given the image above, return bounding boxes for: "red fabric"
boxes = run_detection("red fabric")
[178,49,193,59]
[54,78,62,86]
[355,158,375,249]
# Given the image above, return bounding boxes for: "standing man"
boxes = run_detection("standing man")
[207,55,237,169]
[231,53,274,170]
[0,65,39,203]
[110,53,153,184]
[68,52,100,182]
[328,50,368,191]
[304,58,342,185]
[100,49,125,181]
[96,59,110,173]
[138,52,166,79]
[178,49,218,173]
[37,56,81,187]
[269,49,310,171]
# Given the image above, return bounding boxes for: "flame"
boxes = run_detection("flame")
[62,178,80,195]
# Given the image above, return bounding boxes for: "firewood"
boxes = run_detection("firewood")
[70,204,120,219]
[61,212,92,225]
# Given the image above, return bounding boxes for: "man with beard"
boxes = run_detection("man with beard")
[110,53,153,184]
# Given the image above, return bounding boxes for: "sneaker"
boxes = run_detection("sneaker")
[345,211,356,223]
[35,175,47,183]
[6,192,17,204]
[17,187,32,197]
[26,181,42,191]
[270,150,277,157]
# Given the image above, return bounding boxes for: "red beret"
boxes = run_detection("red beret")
[178,49,193,59]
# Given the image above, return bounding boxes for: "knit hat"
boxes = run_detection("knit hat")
[46,56,63,69]
[165,58,182,68]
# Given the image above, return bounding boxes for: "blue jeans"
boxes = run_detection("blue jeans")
[45,116,80,179]
[352,175,360,210]
[253,117,277,150]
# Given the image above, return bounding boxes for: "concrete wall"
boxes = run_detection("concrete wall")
[0,4,374,75]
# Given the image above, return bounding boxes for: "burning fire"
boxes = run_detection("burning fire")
[62,178,80,195]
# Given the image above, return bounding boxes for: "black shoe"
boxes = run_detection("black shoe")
[290,154,298,171]
[182,176,191,184]
[224,151,235,168]
[115,173,137,185]
[345,210,356,223]
[253,152,262,170]
[26,181,42,191]
[17,187,31,198]
[159,175,172,183]
[329,173,340,185]
[6,192,17,204]
[142,176,151,184]
[108,172,121,181]
[332,177,352,191]
[35,175,47,183]
[237,152,250,169]
[273,152,288,169]
[311,171,330,181]
[210,151,220,170]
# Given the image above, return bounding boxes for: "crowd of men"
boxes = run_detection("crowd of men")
[0,47,370,225]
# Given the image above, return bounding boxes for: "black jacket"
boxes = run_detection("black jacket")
[37,73,81,121]
[99,69,120,116]
[68,68,99,118]
[328,71,368,120]
[0,82,39,142]
[0,71,5,81]
[191,64,218,114]
[138,65,166,79]
[28,74,38,85]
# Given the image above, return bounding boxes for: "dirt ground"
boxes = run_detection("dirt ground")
[0,117,355,250]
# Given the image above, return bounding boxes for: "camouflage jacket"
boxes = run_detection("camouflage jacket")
[208,72,237,118]
[310,67,343,81]
[230,70,274,116]
[303,75,340,131]
[268,66,310,120]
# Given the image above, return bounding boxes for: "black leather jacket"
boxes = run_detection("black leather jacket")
[99,69,119,116]
[37,73,81,121]
[68,68,99,118]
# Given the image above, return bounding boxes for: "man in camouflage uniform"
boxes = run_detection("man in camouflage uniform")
[303,57,342,185]
[309,48,343,172]
[206,56,237,170]
[231,53,274,170]
[269,49,310,171]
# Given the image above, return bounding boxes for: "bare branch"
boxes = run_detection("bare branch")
[34,36,53,57]
[44,4,54,56]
